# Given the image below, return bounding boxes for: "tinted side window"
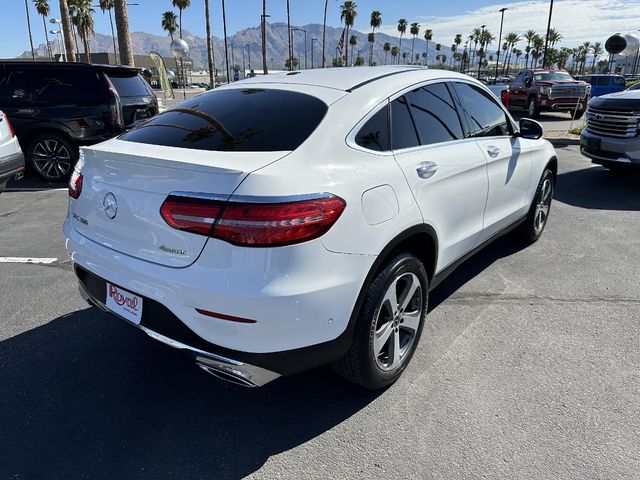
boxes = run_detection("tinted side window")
[452,83,510,138]
[30,69,103,102]
[355,104,389,151]
[390,96,419,150]
[613,76,626,86]
[121,88,327,152]
[405,83,463,146]
[595,77,609,86]
[107,74,151,97]
[514,72,524,85]
[0,67,33,102]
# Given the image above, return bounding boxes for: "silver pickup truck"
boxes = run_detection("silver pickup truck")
[0,110,24,193]
[580,90,640,171]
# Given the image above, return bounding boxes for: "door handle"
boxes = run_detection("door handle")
[486,146,501,158]
[416,161,438,179]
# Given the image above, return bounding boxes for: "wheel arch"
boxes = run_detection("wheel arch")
[20,126,77,154]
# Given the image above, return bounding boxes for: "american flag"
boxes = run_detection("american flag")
[337,28,346,54]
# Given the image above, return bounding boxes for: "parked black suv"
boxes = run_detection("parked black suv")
[0,62,158,181]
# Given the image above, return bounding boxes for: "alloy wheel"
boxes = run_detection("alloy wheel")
[373,272,423,371]
[32,139,72,180]
[534,177,553,234]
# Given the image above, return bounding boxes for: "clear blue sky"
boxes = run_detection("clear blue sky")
[4,0,637,57]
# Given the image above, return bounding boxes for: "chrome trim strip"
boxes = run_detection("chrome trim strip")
[169,190,336,204]
[77,282,281,387]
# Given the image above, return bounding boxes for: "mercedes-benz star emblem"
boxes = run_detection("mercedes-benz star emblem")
[103,192,118,219]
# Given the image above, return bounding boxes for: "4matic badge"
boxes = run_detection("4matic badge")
[159,245,187,256]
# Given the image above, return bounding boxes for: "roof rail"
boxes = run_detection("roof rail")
[346,67,425,93]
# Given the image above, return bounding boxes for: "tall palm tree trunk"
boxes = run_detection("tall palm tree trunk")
[322,0,328,68]
[108,9,118,63]
[42,17,52,60]
[72,25,80,60]
[114,0,134,66]
[179,9,182,39]
[221,0,230,82]
[261,0,268,74]
[205,0,215,87]
[24,0,36,61]
[59,0,75,62]
[286,0,292,70]
[344,26,349,66]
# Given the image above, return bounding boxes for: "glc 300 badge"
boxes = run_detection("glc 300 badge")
[159,245,187,255]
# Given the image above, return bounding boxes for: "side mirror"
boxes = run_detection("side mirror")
[525,77,532,87]
[519,118,543,140]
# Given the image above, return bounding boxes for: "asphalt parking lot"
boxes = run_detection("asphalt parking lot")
[1,145,639,479]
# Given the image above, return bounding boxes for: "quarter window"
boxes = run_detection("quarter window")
[451,82,511,138]
[404,83,463,146]
[355,103,389,151]
[390,96,420,150]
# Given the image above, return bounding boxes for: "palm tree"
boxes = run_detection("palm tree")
[161,11,178,41]
[391,45,399,64]
[205,0,214,86]
[548,28,562,49]
[523,29,536,69]
[261,0,267,74]
[383,42,390,65]
[34,0,52,60]
[503,32,520,75]
[397,19,407,64]
[59,0,76,62]
[514,49,523,69]
[469,27,482,68]
[532,34,544,68]
[435,42,441,65]
[340,1,357,67]
[402,51,408,64]
[580,41,591,74]
[172,0,191,39]
[24,0,36,61]
[349,35,357,66]
[369,10,381,66]
[591,42,603,73]
[423,29,432,66]
[99,1,117,63]
[113,0,133,66]
[450,44,456,67]
[68,0,81,58]
[322,0,328,67]
[409,22,420,62]
[72,0,94,60]
[367,32,375,66]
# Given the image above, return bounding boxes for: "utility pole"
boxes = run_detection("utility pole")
[222,0,230,82]
[542,0,554,68]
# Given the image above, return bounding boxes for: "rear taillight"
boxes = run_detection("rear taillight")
[160,194,346,247]
[69,152,84,199]
[2,112,15,137]
[501,89,509,108]
[69,169,83,199]
[104,75,124,130]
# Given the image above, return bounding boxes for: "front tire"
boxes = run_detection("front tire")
[518,167,554,243]
[333,252,429,389]
[527,97,540,118]
[27,132,77,182]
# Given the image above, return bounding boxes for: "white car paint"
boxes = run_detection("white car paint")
[0,110,24,190]
[64,67,556,382]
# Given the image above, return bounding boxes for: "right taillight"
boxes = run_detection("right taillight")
[2,112,15,137]
[160,194,346,247]
[69,169,83,199]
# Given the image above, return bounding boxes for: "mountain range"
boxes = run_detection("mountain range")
[23,22,454,70]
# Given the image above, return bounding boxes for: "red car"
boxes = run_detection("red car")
[507,69,590,119]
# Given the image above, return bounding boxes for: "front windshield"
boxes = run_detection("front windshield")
[534,71,574,81]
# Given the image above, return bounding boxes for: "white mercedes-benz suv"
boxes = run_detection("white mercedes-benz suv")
[64,67,557,389]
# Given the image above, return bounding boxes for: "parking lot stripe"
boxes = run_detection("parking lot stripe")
[0,257,58,264]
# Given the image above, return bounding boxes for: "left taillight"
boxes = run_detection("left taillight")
[160,194,346,247]
[1,112,15,138]
[69,152,84,199]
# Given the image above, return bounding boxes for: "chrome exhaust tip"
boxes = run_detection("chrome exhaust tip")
[197,363,258,387]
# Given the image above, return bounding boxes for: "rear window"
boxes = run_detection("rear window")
[613,76,626,86]
[120,88,328,152]
[107,74,151,97]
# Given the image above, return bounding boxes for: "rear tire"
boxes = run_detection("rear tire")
[517,168,554,244]
[333,252,429,389]
[527,97,540,118]
[27,132,77,182]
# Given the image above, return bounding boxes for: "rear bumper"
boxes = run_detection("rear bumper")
[64,217,374,375]
[0,151,25,183]
[580,130,640,167]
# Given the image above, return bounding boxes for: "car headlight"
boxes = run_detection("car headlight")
[539,86,552,95]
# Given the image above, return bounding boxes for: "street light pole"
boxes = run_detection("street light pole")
[261,10,270,74]
[222,0,230,82]
[246,44,251,71]
[293,28,307,69]
[542,0,554,68]
[311,38,318,68]
[495,8,507,83]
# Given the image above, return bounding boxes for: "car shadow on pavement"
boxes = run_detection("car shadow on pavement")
[6,174,68,192]
[429,234,527,311]
[0,308,382,480]
[555,165,640,211]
